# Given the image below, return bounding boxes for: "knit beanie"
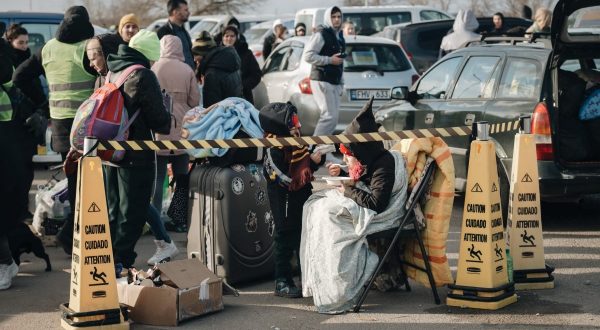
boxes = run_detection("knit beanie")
[192,31,217,56]
[118,13,139,35]
[129,29,160,61]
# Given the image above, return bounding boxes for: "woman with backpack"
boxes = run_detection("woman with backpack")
[103,30,170,272]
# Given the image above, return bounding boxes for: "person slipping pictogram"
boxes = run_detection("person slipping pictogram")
[90,266,108,285]
[468,243,483,261]
[494,243,503,259]
[521,230,536,246]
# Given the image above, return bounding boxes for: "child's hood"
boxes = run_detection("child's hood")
[259,102,297,137]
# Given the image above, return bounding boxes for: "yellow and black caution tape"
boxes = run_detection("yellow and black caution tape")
[97,120,520,151]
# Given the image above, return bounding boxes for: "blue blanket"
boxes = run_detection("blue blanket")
[183,97,264,158]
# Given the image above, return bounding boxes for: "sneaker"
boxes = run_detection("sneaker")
[274,279,302,298]
[147,240,179,265]
[0,262,19,290]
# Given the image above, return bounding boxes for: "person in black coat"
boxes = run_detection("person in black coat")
[156,0,194,69]
[262,19,286,60]
[192,31,243,108]
[221,25,261,104]
[260,102,323,298]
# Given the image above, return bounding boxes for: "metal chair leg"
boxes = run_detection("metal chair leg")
[415,228,441,305]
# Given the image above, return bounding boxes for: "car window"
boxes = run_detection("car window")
[420,10,451,21]
[345,12,412,35]
[569,6,600,36]
[20,23,59,54]
[452,56,500,99]
[264,46,289,74]
[344,43,411,72]
[416,56,462,99]
[497,58,542,99]
[283,46,303,71]
[416,27,451,52]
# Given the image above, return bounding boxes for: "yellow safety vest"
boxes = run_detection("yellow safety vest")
[42,39,95,119]
[0,81,14,122]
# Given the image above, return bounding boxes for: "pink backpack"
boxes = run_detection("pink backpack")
[70,64,144,162]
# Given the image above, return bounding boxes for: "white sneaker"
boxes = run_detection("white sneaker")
[0,262,19,290]
[147,240,179,265]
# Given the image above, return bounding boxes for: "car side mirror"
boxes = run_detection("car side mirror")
[391,86,409,100]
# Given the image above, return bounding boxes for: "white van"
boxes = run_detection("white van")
[295,6,452,36]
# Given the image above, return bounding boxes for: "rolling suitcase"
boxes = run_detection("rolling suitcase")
[187,162,275,285]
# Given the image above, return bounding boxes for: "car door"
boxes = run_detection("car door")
[410,55,464,130]
[253,44,291,108]
[440,54,503,183]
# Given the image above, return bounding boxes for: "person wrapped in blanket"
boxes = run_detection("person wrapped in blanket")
[300,97,408,313]
[258,102,324,298]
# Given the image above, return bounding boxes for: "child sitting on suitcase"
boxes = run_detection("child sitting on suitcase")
[259,102,323,298]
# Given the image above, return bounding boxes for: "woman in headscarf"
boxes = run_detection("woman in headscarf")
[526,8,552,33]
[220,25,261,104]
[440,9,480,57]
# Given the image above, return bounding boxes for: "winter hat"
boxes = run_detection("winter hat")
[95,33,125,60]
[272,19,283,33]
[56,6,94,44]
[192,31,217,56]
[342,96,384,161]
[129,29,160,61]
[259,102,298,137]
[118,13,139,35]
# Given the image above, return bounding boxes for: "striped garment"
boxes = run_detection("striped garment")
[393,137,455,287]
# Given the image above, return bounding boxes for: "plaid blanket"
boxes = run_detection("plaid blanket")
[393,137,455,287]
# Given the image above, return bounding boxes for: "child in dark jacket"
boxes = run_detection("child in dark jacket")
[259,102,322,298]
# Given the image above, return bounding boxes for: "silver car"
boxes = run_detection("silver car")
[253,35,419,135]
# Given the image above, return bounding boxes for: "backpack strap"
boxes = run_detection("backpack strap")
[105,64,146,88]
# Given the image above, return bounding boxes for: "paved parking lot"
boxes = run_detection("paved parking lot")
[1,170,599,329]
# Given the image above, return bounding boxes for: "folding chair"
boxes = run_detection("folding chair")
[353,157,441,313]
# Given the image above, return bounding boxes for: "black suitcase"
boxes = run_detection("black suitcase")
[187,162,275,285]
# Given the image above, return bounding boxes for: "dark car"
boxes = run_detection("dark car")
[376,17,532,74]
[375,0,600,220]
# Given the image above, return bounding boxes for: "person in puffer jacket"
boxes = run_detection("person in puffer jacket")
[191,31,243,108]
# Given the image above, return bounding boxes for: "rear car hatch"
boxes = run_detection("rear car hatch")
[550,0,600,174]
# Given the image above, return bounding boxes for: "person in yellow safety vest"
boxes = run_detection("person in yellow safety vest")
[13,6,98,255]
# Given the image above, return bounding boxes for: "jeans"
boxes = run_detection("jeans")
[151,154,189,216]
[147,204,170,243]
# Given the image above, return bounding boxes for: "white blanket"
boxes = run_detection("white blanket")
[300,151,407,313]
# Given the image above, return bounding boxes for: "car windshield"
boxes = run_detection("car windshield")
[344,12,412,35]
[245,28,269,44]
[344,43,411,72]
[568,6,600,35]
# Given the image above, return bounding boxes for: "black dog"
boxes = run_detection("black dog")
[8,222,52,271]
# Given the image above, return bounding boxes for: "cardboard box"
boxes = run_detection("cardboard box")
[117,259,223,326]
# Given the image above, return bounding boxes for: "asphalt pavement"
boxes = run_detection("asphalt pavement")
[1,168,599,329]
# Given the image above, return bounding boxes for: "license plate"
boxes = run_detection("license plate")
[350,89,390,101]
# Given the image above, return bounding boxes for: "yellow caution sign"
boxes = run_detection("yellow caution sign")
[507,117,554,290]
[60,153,128,329]
[447,122,517,310]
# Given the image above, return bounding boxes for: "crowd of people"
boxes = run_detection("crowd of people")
[0,0,553,314]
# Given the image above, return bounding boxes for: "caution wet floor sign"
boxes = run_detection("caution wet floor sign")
[507,132,554,290]
[60,156,128,329]
[447,136,517,310]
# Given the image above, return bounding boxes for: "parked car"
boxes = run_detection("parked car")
[146,16,205,34]
[254,35,418,135]
[375,17,532,74]
[374,0,600,220]
[245,18,295,66]
[189,14,272,39]
[295,6,452,36]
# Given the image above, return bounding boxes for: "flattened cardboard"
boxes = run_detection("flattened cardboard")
[157,259,220,289]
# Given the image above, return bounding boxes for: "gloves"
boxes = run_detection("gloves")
[24,111,47,146]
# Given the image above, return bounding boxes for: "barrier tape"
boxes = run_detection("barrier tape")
[97,120,520,151]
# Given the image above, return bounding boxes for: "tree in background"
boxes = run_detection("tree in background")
[341,0,554,17]
[75,0,258,29]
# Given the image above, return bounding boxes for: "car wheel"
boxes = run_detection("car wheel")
[497,158,510,228]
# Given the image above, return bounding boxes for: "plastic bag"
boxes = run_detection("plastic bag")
[32,178,70,236]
